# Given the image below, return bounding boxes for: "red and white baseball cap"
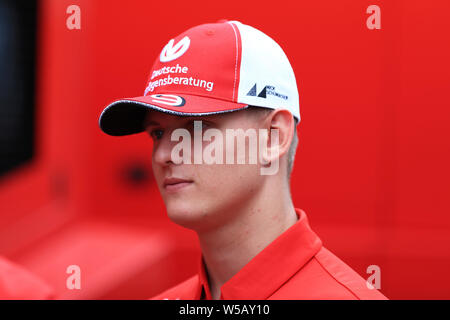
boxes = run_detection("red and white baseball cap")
[99,20,300,136]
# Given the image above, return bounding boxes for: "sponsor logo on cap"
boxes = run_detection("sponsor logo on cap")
[160,36,190,62]
[246,84,288,100]
[150,94,186,107]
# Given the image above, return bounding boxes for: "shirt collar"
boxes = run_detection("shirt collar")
[197,208,323,300]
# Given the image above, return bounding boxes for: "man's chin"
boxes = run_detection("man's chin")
[165,204,215,231]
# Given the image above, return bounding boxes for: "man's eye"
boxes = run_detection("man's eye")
[150,129,164,140]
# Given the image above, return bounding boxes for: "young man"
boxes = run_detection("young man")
[99,20,387,300]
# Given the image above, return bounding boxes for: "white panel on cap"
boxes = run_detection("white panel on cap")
[228,21,300,123]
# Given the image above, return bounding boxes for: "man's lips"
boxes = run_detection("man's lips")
[163,177,193,192]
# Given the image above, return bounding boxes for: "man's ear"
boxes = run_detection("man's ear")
[260,109,295,164]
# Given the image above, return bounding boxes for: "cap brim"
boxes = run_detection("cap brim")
[99,93,248,136]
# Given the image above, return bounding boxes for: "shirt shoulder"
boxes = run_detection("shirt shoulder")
[269,247,388,300]
[149,274,200,300]
[313,247,388,300]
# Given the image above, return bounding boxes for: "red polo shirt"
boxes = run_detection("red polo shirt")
[150,208,387,300]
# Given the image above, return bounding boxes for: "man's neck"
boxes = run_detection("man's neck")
[196,184,298,300]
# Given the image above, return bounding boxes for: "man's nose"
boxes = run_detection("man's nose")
[152,129,180,166]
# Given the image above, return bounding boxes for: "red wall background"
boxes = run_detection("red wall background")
[0,0,449,299]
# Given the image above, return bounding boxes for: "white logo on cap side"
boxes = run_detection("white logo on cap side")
[160,36,190,62]
[150,94,185,107]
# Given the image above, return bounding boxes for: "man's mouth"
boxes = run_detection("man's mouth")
[163,177,193,192]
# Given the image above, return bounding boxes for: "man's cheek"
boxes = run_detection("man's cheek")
[200,169,227,193]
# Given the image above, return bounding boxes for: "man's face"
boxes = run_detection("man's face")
[145,109,268,232]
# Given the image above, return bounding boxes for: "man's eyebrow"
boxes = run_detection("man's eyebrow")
[144,120,159,128]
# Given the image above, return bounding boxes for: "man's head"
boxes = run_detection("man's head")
[144,106,297,232]
[98,20,301,231]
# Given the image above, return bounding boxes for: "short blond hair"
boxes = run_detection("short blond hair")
[287,124,298,180]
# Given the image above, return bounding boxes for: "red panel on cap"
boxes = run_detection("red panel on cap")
[143,22,242,103]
